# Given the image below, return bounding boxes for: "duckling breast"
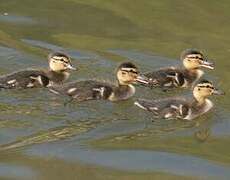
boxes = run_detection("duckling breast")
[109,84,135,101]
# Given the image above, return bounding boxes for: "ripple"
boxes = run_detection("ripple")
[28,143,230,180]
[107,49,179,69]
[21,39,99,60]
[0,14,36,25]
[0,163,35,179]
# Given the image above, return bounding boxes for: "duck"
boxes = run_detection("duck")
[0,52,76,89]
[138,49,214,90]
[134,79,224,120]
[49,62,149,102]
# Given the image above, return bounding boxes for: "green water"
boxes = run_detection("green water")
[0,0,230,179]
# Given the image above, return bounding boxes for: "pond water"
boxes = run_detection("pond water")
[0,0,230,179]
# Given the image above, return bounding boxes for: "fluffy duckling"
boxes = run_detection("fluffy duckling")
[49,62,148,102]
[134,80,224,120]
[139,49,214,89]
[0,52,76,89]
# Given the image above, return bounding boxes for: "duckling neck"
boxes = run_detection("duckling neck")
[185,68,204,79]
[117,83,135,94]
[111,82,135,100]
[47,70,70,84]
[193,93,206,106]
[192,96,213,116]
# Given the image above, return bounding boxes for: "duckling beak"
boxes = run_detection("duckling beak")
[213,89,225,95]
[67,64,77,70]
[135,75,149,84]
[200,60,214,70]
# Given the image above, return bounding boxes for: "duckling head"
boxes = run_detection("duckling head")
[48,52,76,72]
[181,49,214,70]
[116,62,149,85]
[193,79,224,103]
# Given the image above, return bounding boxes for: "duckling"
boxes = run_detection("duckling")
[49,62,149,102]
[134,80,224,120]
[0,52,76,89]
[139,49,214,90]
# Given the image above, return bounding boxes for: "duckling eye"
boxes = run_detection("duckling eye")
[197,57,204,61]
[198,88,201,91]
[60,58,68,63]
[121,71,127,75]
[129,70,138,74]
[205,85,214,89]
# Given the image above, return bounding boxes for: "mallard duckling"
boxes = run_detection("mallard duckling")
[134,80,224,120]
[49,62,149,102]
[139,49,214,89]
[0,52,76,89]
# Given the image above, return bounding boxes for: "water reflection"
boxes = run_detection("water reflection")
[194,128,210,142]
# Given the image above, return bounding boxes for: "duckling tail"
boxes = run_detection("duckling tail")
[136,77,159,88]
[134,99,156,110]
[48,86,61,95]
[134,100,148,110]
[134,99,160,114]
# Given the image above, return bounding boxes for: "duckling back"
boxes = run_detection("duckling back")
[49,80,114,102]
[143,68,185,88]
[135,98,190,119]
[0,69,50,89]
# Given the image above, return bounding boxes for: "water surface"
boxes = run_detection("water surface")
[0,0,230,179]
